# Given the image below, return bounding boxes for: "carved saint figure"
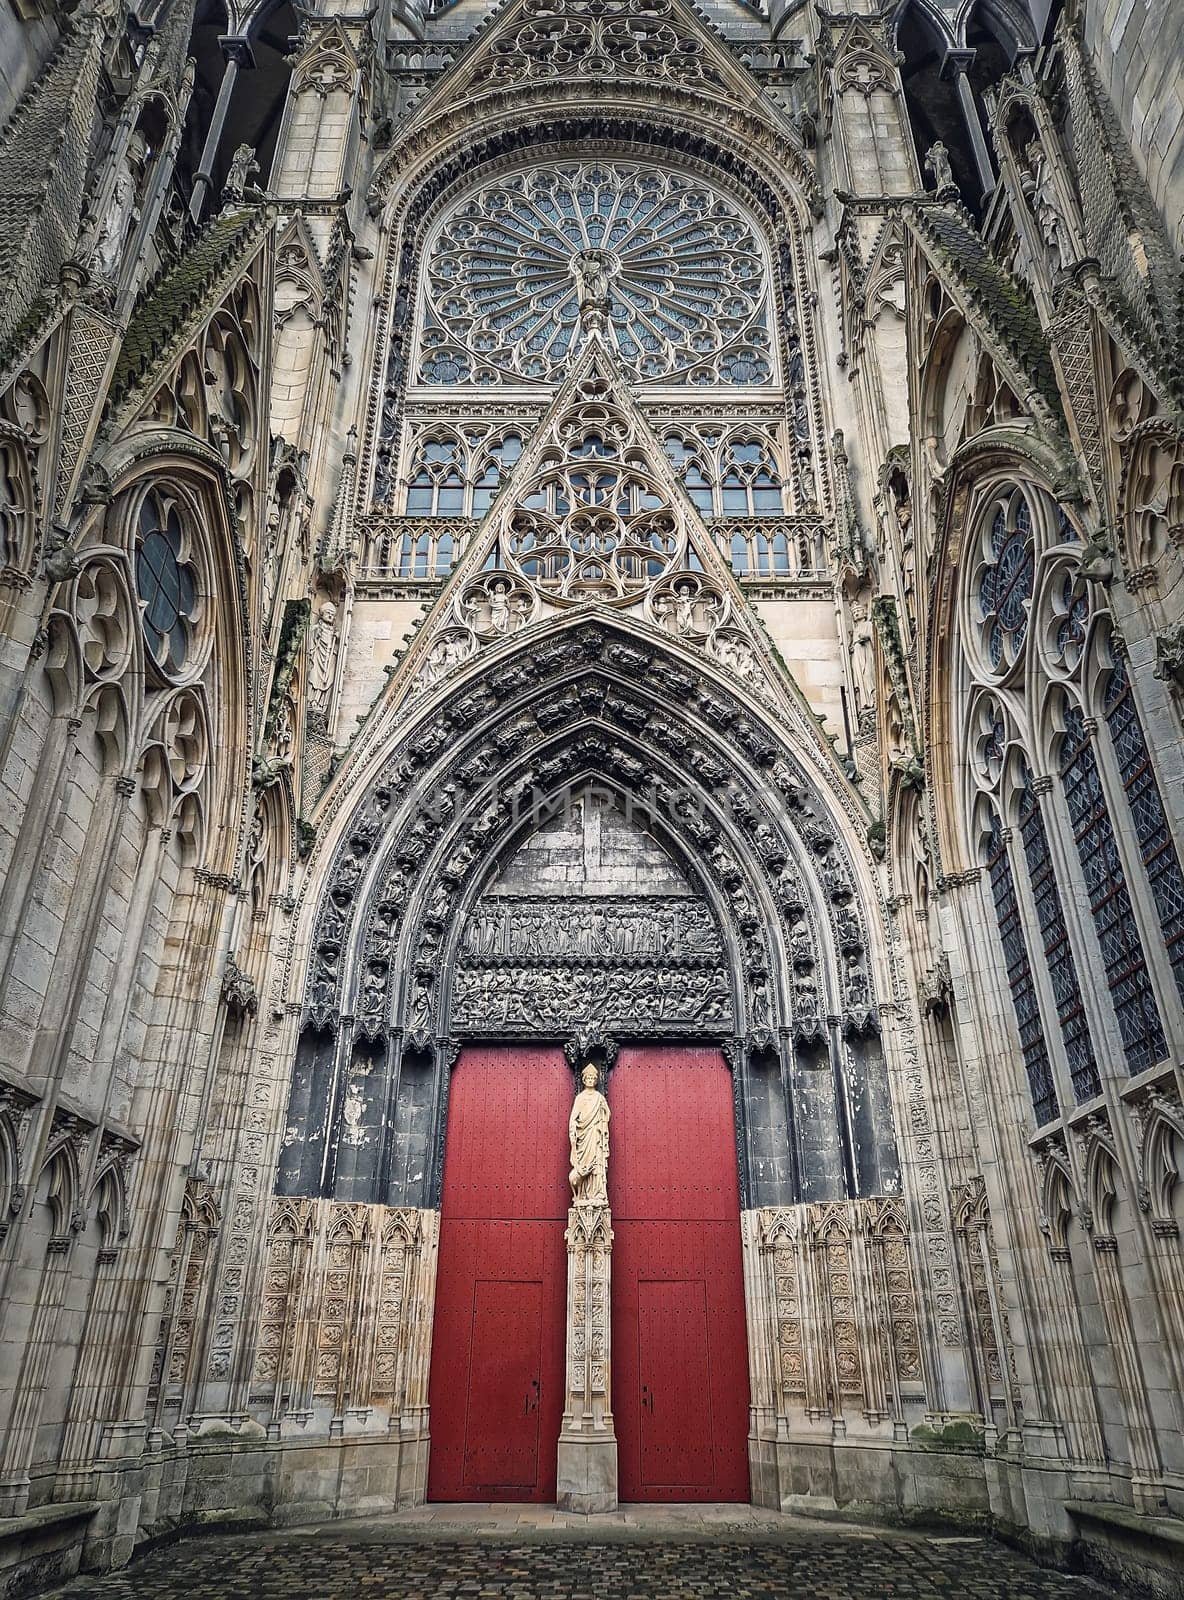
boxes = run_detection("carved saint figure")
[924,141,954,193]
[488,580,512,634]
[1022,140,1069,272]
[569,1064,610,1206]
[572,249,612,310]
[849,602,876,719]
[91,133,147,281]
[309,599,338,711]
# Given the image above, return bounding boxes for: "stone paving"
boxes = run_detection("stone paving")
[51,1504,1111,1600]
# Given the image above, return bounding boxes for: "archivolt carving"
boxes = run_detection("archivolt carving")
[299,617,875,1052]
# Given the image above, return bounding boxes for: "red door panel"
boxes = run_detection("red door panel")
[639,1279,711,1489]
[610,1046,749,1503]
[464,1278,543,1491]
[428,1046,569,1502]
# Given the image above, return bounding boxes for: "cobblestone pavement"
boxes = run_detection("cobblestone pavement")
[51,1505,1111,1600]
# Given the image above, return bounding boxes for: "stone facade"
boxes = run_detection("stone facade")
[0,0,1181,1595]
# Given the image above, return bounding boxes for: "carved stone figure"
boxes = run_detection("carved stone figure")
[572,248,613,311]
[924,140,954,194]
[309,600,338,712]
[850,602,876,720]
[91,133,146,280]
[569,1065,610,1206]
[224,143,260,204]
[1022,141,1070,273]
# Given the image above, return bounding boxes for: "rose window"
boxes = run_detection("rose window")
[976,490,1034,671]
[135,492,198,674]
[418,162,773,387]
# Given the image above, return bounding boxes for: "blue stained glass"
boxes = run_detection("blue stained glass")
[978,495,1034,669]
[986,813,1059,1125]
[1104,658,1184,1007]
[1017,774,1100,1102]
[135,496,195,672]
[1060,705,1166,1071]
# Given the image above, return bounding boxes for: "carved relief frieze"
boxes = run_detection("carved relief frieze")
[754,1198,925,1424]
[251,1196,425,1421]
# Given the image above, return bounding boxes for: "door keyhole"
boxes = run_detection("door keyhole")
[641,1383,655,1414]
[525,1376,540,1413]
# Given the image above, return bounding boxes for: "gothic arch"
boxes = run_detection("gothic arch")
[281,614,897,1209]
[361,99,827,513]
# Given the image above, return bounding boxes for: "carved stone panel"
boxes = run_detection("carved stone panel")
[451,794,733,1036]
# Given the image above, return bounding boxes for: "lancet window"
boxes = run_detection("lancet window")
[1058,705,1166,1074]
[985,811,1059,1126]
[1102,658,1184,1005]
[1015,771,1099,1104]
[963,476,1183,1123]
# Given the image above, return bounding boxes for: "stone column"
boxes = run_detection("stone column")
[941,49,996,199]
[556,1201,617,1513]
[189,38,252,221]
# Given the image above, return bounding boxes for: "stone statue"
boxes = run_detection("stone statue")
[224,143,260,204]
[924,140,954,194]
[569,1065,610,1206]
[91,133,146,281]
[1023,141,1069,272]
[309,600,338,711]
[849,602,877,719]
[572,249,612,310]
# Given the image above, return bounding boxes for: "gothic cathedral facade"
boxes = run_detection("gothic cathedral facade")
[0,0,1182,1590]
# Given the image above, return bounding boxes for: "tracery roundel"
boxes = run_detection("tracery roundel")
[135,490,199,676]
[418,162,773,387]
[974,487,1034,672]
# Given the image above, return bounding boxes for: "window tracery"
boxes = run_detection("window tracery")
[962,476,1183,1119]
[661,425,786,516]
[973,487,1034,673]
[135,491,199,676]
[416,162,774,389]
[1058,704,1166,1074]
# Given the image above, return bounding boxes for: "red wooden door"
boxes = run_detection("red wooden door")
[610,1044,750,1502]
[428,1045,569,1502]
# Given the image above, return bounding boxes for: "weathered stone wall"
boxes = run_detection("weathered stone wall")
[1084,0,1184,252]
[0,1,1180,1595]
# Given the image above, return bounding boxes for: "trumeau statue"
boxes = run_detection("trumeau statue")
[569,1064,610,1206]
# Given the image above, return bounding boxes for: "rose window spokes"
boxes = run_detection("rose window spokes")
[975,491,1034,673]
[418,162,773,386]
[135,493,198,676]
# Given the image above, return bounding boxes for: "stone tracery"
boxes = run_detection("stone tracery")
[418,161,774,388]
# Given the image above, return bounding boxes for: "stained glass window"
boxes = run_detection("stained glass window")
[136,493,196,673]
[418,163,773,387]
[1016,772,1100,1102]
[1060,705,1166,1072]
[977,492,1034,670]
[1103,657,1184,1007]
[986,813,1059,1125]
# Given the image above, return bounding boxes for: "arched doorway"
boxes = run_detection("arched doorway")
[426,793,750,1501]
